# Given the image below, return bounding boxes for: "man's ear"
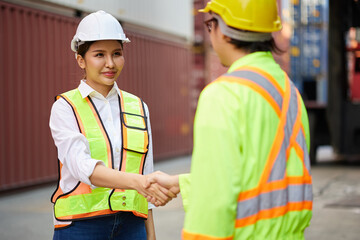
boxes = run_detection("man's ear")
[223,35,232,43]
[76,54,86,69]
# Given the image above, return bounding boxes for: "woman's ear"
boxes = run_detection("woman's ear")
[76,54,86,69]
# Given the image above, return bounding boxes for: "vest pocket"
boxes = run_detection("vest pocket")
[121,112,147,130]
[123,128,148,153]
[121,112,148,154]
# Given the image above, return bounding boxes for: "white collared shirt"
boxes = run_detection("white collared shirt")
[49,80,154,225]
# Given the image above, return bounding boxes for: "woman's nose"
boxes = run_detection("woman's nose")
[105,56,115,68]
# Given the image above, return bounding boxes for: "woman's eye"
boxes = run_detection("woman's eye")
[95,53,104,57]
[114,51,122,56]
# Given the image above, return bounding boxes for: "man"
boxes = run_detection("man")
[148,0,313,239]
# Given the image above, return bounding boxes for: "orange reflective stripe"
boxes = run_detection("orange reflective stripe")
[54,223,71,229]
[182,230,233,240]
[218,76,282,117]
[139,154,146,174]
[56,209,119,221]
[85,97,113,168]
[120,150,127,172]
[234,66,284,96]
[56,208,147,222]
[287,175,312,184]
[238,176,311,201]
[293,141,305,161]
[139,97,149,154]
[235,201,312,228]
[58,95,86,135]
[259,76,291,186]
[119,91,128,150]
[67,183,92,197]
[131,210,148,218]
[285,90,303,159]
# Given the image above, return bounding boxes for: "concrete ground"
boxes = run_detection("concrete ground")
[0,152,360,240]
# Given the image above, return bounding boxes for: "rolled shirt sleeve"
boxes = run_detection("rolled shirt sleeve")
[49,98,104,189]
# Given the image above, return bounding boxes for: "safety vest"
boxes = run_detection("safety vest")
[51,88,149,223]
[181,54,312,239]
[220,66,313,231]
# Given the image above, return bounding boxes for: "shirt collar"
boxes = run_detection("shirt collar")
[227,51,273,73]
[78,80,121,99]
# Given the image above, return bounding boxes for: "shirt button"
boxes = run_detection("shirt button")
[122,196,126,200]
[122,202,126,207]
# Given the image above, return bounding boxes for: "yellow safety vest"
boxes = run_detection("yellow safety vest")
[51,88,149,225]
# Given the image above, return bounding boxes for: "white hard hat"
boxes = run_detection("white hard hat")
[71,10,130,52]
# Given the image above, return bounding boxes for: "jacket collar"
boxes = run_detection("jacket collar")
[227,51,274,73]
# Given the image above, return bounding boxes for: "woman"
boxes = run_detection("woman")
[49,10,170,240]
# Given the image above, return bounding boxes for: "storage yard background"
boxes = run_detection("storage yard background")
[0,0,196,191]
[1,0,360,193]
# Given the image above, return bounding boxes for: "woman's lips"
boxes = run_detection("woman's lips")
[102,71,116,77]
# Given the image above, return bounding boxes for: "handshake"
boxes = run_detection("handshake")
[139,171,181,207]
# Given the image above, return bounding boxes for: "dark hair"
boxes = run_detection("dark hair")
[228,38,284,54]
[77,40,124,57]
[212,19,284,54]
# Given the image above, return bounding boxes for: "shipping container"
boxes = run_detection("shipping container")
[300,25,328,77]
[0,1,193,191]
[290,27,302,90]
[288,0,329,102]
[291,0,301,25]
[290,0,328,25]
[301,0,328,25]
[0,1,81,191]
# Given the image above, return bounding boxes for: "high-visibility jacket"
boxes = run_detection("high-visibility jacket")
[51,88,149,223]
[179,52,312,240]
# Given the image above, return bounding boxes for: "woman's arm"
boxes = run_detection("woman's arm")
[90,164,171,205]
[145,209,156,240]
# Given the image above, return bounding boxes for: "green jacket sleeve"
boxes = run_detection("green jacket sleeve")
[179,173,191,212]
[182,82,243,239]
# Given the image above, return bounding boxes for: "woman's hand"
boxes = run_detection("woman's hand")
[90,164,174,206]
[144,171,180,205]
[134,175,174,207]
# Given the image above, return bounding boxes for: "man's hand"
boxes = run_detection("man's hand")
[145,171,180,205]
[134,175,173,207]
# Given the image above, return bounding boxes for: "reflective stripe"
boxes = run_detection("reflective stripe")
[182,230,233,240]
[225,70,283,110]
[236,184,313,219]
[268,82,298,182]
[296,128,311,173]
[219,67,312,228]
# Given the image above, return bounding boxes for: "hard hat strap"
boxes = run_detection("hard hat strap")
[75,39,85,52]
[213,14,272,42]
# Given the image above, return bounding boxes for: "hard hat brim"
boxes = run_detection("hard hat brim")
[198,5,210,13]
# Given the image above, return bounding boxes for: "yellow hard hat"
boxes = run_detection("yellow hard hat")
[199,0,282,33]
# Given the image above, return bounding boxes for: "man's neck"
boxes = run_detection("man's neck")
[228,50,249,67]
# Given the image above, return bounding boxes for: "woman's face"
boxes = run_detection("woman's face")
[77,40,124,96]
